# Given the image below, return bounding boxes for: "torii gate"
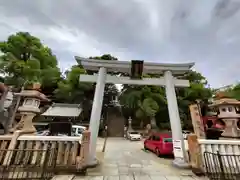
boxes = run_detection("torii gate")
[76,57,194,167]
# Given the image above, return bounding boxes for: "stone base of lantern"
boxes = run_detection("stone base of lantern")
[221,118,240,138]
[13,112,37,134]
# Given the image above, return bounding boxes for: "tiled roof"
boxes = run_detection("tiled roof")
[41,103,82,117]
[14,90,50,102]
[209,98,240,107]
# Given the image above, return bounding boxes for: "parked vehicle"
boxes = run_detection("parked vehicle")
[36,125,86,136]
[72,125,87,136]
[36,130,70,136]
[36,130,50,136]
[127,131,141,141]
[182,130,191,139]
[144,133,173,156]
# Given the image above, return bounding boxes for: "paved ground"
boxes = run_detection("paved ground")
[73,138,208,180]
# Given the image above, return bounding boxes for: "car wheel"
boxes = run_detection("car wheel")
[155,148,160,157]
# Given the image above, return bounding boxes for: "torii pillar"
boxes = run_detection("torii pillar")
[76,57,194,168]
[88,67,106,166]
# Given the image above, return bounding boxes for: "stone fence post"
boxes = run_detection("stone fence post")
[77,130,90,169]
[187,134,204,175]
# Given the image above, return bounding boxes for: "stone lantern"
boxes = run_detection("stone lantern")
[209,98,240,138]
[128,116,133,131]
[13,88,50,133]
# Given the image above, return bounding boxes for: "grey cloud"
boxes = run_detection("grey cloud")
[0,0,240,87]
[0,0,158,53]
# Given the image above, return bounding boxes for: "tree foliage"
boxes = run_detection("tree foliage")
[231,84,240,100]
[53,65,93,103]
[218,83,240,100]
[120,70,213,129]
[0,32,215,130]
[53,54,119,120]
[0,32,61,93]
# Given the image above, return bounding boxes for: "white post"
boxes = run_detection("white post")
[164,71,188,167]
[88,67,107,166]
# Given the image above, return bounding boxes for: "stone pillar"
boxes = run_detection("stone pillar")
[187,134,204,174]
[189,104,206,139]
[164,71,188,167]
[17,112,37,133]
[77,130,90,169]
[222,119,239,137]
[88,67,107,166]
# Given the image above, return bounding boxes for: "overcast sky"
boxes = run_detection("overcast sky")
[0,0,240,88]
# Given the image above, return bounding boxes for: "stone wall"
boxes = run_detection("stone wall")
[0,130,91,174]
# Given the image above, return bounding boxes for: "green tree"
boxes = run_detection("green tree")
[88,54,120,105]
[218,83,240,100]
[0,32,61,93]
[54,54,120,121]
[120,84,166,128]
[230,84,240,100]
[120,70,212,130]
[54,65,93,103]
[89,54,117,61]
[176,70,213,129]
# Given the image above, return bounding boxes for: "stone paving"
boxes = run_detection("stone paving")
[74,138,208,180]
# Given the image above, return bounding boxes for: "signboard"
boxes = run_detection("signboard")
[189,104,206,139]
[173,140,184,158]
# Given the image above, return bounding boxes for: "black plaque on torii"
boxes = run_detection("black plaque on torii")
[131,60,144,79]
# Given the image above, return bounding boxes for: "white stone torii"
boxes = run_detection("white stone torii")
[75,57,194,167]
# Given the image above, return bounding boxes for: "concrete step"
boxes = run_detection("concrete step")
[51,175,75,180]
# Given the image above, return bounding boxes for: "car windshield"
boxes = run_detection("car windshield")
[163,138,172,142]
[77,128,84,134]
[130,132,139,134]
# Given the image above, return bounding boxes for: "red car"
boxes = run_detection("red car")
[144,133,173,156]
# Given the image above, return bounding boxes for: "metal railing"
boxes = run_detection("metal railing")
[0,148,56,180]
[204,151,240,180]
